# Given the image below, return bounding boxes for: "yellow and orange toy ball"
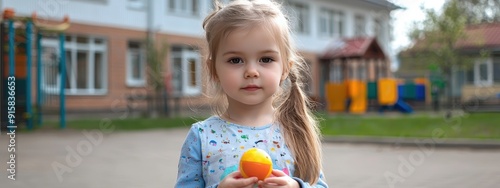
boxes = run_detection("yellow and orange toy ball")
[239,148,273,180]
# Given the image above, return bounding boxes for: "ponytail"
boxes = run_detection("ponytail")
[276,70,322,185]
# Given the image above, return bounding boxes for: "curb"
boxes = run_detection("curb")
[322,136,500,149]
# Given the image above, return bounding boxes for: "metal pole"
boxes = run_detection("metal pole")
[147,0,153,39]
[26,21,33,130]
[8,20,14,77]
[36,32,43,126]
[59,33,65,129]
[8,20,15,131]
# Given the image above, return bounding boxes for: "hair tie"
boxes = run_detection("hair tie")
[289,72,297,84]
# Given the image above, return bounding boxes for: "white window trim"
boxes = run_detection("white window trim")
[41,36,108,96]
[354,14,366,36]
[167,0,199,16]
[126,47,146,87]
[319,8,344,38]
[288,1,310,35]
[170,48,201,96]
[474,58,493,87]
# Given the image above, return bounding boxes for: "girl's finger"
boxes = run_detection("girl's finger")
[234,177,258,187]
[270,169,287,177]
[263,177,287,185]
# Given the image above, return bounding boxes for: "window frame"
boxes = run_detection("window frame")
[170,46,202,96]
[167,0,199,16]
[374,18,384,43]
[41,35,108,95]
[126,41,146,87]
[319,8,344,38]
[288,1,310,35]
[354,14,366,36]
[474,58,493,86]
[493,57,500,83]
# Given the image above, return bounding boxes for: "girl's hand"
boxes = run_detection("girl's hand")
[219,171,259,188]
[258,169,300,188]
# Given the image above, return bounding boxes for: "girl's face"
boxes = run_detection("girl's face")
[214,26,287,106]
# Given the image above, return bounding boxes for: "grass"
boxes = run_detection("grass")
[319,112,500,139]
[39,116,204,131]
[30,112,500,139]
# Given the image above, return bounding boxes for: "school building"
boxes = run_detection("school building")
[1,0,401,114]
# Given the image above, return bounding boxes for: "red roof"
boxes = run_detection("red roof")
[402,22,500,55]
[457,22,500,50]
[320,37,386,59]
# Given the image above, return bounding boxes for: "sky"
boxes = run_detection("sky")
[390,0,446,53]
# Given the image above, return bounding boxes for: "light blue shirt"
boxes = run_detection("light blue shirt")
[175,116,328,187]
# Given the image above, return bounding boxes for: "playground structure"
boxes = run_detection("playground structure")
[325,77,432,114]
[0,8,70,130]
[321,37,431,114]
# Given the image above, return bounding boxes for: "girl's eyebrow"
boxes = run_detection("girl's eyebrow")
[222,50,279,56]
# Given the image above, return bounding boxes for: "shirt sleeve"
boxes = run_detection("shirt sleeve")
[292,171,329,188]
[175,125,205,188]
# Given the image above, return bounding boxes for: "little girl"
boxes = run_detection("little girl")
[176,0,328,187]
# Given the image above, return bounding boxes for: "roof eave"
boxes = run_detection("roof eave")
[360,0,404,11]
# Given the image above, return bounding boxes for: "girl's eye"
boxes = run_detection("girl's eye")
[228,58,243,64]
[260,57,274,63]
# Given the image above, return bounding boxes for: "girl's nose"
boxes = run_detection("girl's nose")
[244,63,259,78]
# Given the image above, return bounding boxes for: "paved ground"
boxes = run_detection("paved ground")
[1,128,499,188]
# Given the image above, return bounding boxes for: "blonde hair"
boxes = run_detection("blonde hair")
[202,0,322,184]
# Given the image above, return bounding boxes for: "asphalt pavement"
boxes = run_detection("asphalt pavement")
[1,128,499,188]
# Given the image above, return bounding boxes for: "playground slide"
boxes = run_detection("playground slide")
[394,99,413,114]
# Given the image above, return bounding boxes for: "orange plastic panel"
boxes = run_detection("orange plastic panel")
[378,78,398,105]
[325,82,347,112]
[349,80,367,114]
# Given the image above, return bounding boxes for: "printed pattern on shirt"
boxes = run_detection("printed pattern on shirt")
[178,116,295,187]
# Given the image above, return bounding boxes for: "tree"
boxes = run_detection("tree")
[405,0,475,115]
[145,38,169,118]
[455,0,500,24]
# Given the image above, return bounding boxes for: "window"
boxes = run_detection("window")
[288,1,310,34]
[41,45,59,92]
[474,58,493,86]
[494,57,500,83]
[319,8,344,37]
[128,0,146,10]
[374,18,384,42]
[168,0,199,16]
[170,46,201,96]
[126,41,146,87]
[189,59,197,86]
[41,35,108,95]
[354,14,366,36]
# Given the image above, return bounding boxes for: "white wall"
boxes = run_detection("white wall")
[2,0,394,56]
[3,0,148,30]
[292,0,393,55]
